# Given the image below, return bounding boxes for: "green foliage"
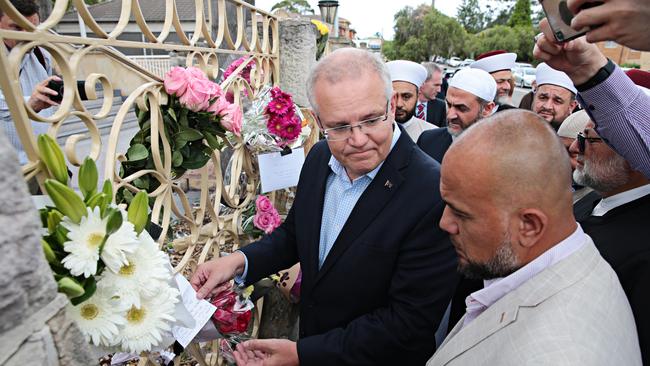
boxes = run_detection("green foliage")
[508,0,533,27]
[472,25,536,61]
[271,0,314,15]
[457,0,485,34]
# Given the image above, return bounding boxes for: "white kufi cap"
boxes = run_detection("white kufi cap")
[536,63,577,94]
[557,110,591,139]
[386,60,428,88]
[470,52,517,73]
[449,68,497,102]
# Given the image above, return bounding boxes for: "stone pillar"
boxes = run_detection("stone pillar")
[278,19,317,107]
[0,129,94,365]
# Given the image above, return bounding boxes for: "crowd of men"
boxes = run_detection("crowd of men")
[1,0,649,365]
[191,0,650,362]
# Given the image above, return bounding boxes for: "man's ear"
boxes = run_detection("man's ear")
[517,208,547,249]
[569,99,579,112]
[482,102,497,117]
[390,93,397,114]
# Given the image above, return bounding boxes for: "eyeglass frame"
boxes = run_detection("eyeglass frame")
[576,132,603,153]
[317,101,391,141]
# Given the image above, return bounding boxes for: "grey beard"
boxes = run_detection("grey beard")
[458,237,521,280]
[573,154,631,194]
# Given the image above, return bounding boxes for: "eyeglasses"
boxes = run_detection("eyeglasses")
[319,101,390,141]
[577,132,602,153]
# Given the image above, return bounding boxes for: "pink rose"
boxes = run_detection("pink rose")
[164,66,190,97]
[254,211,281,234]
[256,195,274,213]
[179,77,214,112]
[186,66,209,81]
[222,103,242,136]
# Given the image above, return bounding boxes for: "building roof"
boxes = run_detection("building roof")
[61,0,209,22]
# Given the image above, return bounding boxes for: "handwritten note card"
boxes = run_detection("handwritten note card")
[257,147,305,193]
[171,274,217,348]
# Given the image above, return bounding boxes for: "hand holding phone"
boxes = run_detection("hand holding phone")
[540,0,603,42]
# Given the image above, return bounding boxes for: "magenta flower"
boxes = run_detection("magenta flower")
[253,211,281,234]
[265,98,291,116]
[207,97,242,136]
[223,57,253,84]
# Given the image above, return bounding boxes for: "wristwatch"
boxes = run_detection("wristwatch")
[576,59,616,92]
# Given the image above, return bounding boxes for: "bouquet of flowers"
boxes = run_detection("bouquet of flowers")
[240,85,311,154]
[37,134,180,354]
[119,66,242,200]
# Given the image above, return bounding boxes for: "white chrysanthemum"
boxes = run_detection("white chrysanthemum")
[114,285,180,354]
[99,230,173,307]
[61,207,107,277]
[65,285,126,347]
[101,216,139,273]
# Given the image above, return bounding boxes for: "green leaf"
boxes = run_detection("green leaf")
[172,150,183,167]
[168,108,177,122]
[128,191,149,235]
[70,276,96,305]
[203,132,222,151]
[78,157,98,199]
[104,208,123,236]
[58,277,85,299]
[175,128,204,142]
[179,108,189,127]
[44,180,86,224]
[127,143,149,161]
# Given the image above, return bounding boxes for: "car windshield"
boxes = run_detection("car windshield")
[525,68,536,75]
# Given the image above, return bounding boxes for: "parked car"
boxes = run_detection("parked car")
[515,62,533,69]
[447,57,462,67]
[514,67,536,88]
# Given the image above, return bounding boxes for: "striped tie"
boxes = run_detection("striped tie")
[416,103,425,119]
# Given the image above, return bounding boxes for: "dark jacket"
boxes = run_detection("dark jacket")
[241,129,458,365]
[416,128,453,164]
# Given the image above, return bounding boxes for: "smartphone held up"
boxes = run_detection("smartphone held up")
[539,0,603,43]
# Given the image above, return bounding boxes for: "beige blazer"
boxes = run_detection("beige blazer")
[427,238,642,366]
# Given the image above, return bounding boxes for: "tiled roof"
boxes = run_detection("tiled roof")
[61,0,209,22]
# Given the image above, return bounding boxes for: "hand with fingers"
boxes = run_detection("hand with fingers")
[234,339,298,366]
[190,251,246,300]
[568,0,650,51]
[533,18,608,85]
[27,75,61,112]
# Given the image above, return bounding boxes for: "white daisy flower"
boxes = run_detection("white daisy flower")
[99,230,173,308]
[114,285,180,354]
[61,207,107,277]
[65,285,126,347]
[101,217,139,273]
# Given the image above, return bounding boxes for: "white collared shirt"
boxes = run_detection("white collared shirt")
[461,225,587,329]
[591,184,650,216]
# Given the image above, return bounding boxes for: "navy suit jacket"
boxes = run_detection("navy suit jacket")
[416,128,453,164]
[240,129,458,365]
[425,98,447,127]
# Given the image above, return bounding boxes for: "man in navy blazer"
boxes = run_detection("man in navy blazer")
[191,48,458,365]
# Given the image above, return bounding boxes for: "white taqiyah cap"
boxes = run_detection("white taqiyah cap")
[535,63,577,94]
[449,68,497,102]
[470,52,517,73]
[557,110,591,139]
[386,60,428,88]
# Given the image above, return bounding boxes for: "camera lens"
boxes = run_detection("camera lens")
[555,31,565,42]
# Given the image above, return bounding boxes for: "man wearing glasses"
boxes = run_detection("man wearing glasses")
[571,119,650,363]
[191,48,458,365]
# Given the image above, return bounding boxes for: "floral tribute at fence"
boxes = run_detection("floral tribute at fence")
[37,135,181,354]
[118,66,242,200]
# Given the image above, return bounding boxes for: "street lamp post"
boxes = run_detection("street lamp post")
[318,1,339,37]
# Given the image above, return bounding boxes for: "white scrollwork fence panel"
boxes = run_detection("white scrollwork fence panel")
[0,0,286,364]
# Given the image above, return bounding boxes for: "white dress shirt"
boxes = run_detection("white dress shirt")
[591,184,650,216]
